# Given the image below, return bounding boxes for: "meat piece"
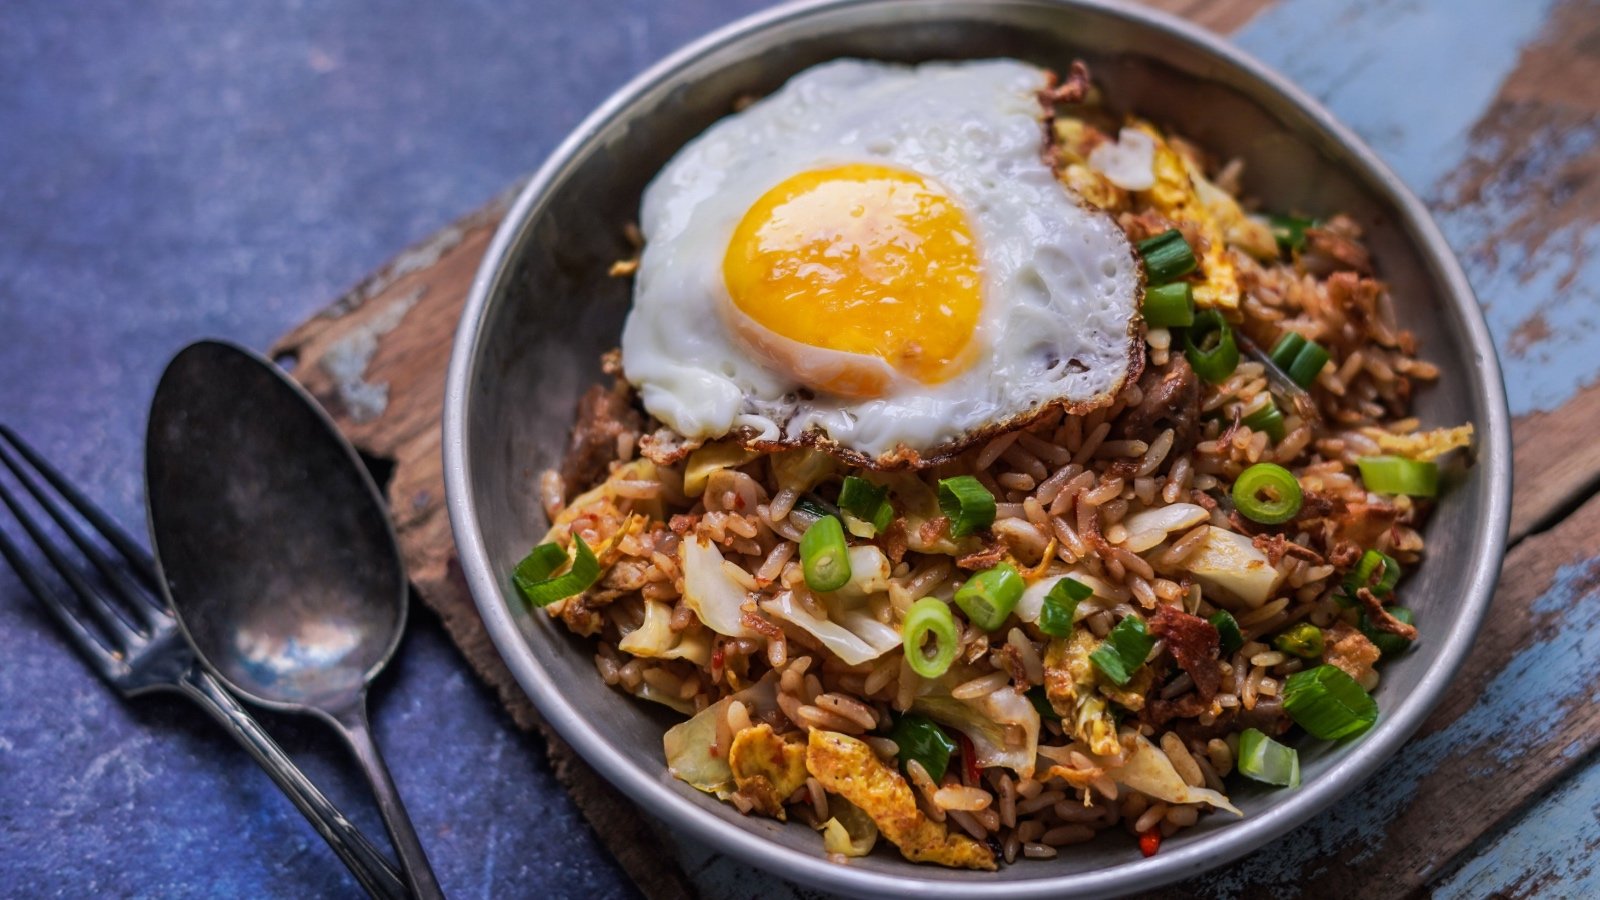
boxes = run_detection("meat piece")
[1149,604,1223,699]
[1043,59,1092,105]
[1169,696,1293,744]
[1323,622,1381,683]
[1121,356,1202,452]
[728,724,808,820]
[1356,588,1417,640]
[956,541,1007,571]
[559,380,643,497]
[1333,499,1401,548]
[806,730,996,870]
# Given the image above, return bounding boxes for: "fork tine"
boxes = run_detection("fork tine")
[0,502,119,676]
[0,425,160,581]
[0,450,146,651]
[0,426,167,631]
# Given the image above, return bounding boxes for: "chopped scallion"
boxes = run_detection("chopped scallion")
[954,564,1025,632]
[1137,229,1198,284]
[903,597,961,679]
[1282,665,1378,740]
[1274,622,1324,658]
[1183,309,1240,383]
[1340,548,1401,608]
[1232,462,1304,525]
[1242,400,1287,443]
[1360,606,1416,657]
[1090,614,1155,686]
[1143,282,1195,328]
[937,475,996,537]
[1037,577,1092,638]
[837,475,893,538]
[1268,332,1331,388]
[1237,727,1301,787]
[799,515,852,592]
[790,496,833,527]
[1209,610,1244,655]
[1358,456,1439,498]
[1027,685,1062,722]
[1269,214,1316,254]
[887,713,957,783]
[513,536,602,607]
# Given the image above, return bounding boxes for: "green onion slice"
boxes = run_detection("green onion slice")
[790,496,833,527]
[937,475,996,537]
[1232,462,1304,524]
[838,475,893,538]
[1183,309,1240,383]
[887,713,957,783]
[1209,610,1244,656]
[1090,614,1155,686]
[1027,685,1062,722]
[1037,577,1092,638]
[1342,548,1401,603]
[953,564,1025,632]
[1143,282,1195,329]
[1282,665,1378,740]
[1269,214,1315,254]
[513,536,602,607]
[1358,456,1439,498]
[1360,606,1416,658]
[1137,229,1198,284]
[1274,622,1324,658]
[799,515,852,592]
[903,597,961,679]
[1237,727,1301,787]
[1268,332,1331,388]
[1242,400,1287,443]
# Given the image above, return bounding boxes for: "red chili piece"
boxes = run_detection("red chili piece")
[1139,828,1161,857]
[957,732,980,784]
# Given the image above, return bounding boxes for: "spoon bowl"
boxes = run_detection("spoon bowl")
[146,340,442,899]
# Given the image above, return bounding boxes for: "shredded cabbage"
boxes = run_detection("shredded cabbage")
[680,535,758,638]
[819,796,879,857]
[913,670,1041,779]
[683,442,759,497]
[1183,526,1282,607]
[663,676,778,797]
[617,599,712,666]
[1103,732,1241,816]
[1016,570,1116,625]
[760,590,901,666]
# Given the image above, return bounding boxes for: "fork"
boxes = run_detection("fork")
[0,424,408,900]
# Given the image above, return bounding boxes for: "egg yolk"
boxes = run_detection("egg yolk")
[722,164,981,397]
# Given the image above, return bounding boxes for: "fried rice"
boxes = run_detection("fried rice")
[514,66,1473,869]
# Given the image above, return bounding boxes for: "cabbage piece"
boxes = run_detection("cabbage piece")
[1182,526,1282,607]
[819,795,879,858]
[832,545,892,604]
[683,442,760,497]
[1087,126,1156,191]
[636,682,697,716]
[541,459,661,544]
[618,599,712,666]
[663,676,778,797]
[760,590,901,666]
[680,535,758,638]
[770,448,839,496]
[1102,732,1241,816]
[913,670,1040,779]
[1119,503,1210,554]
[1016,570,1116,625]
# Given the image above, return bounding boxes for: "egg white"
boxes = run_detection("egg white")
[620,58,1141,463]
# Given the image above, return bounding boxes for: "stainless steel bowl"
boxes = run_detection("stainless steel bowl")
[444,1,1512,895]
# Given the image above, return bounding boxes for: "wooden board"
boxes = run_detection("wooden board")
[271,0,1600,895]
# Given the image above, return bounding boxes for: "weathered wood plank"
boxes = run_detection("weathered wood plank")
[1432,755,1600,899]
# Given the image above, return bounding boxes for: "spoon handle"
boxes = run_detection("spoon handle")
[332,703,445,900]
[176,667,409,900]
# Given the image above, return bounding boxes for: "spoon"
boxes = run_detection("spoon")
[144,340,444,900]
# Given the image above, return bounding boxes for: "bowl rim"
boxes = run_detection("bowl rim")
[443,0,1513,895]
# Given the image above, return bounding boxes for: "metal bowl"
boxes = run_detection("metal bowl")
[444,1,1512,895]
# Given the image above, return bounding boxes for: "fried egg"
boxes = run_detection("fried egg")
[620,59,1142,466]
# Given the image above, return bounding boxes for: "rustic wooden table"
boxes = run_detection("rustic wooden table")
[5,0,1596,896]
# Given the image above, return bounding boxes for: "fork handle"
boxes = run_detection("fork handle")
[176,666,410,900]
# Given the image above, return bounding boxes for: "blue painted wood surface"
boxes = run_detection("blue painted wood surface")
[4,0,1599,897]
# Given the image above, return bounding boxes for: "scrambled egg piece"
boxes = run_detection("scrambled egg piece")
[1053,119,1129,211]
[1135,122,1243,310]
[1360,423,1475,461]
[1044,630,1120,756]
[805,731,996,871]
[728,724,808,820]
